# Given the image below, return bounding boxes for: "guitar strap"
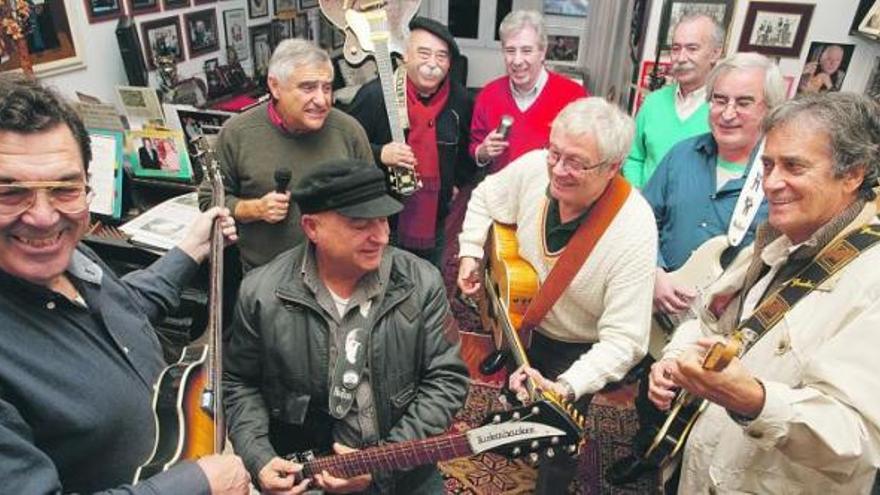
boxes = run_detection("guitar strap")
[727,138,767,247]
[730,217,880,353]
[518,175,632,344]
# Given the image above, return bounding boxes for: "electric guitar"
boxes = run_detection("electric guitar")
[134,135,226,481]
[319,0,423,196]
[286,399,584,481]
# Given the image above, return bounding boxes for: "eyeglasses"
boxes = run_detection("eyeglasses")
[0,181,92,217]
[709,94,764,114]
[546,147,606,174]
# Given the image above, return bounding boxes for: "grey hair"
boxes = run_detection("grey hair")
[551,97,635,165]
[672,13,725,50]
[499,10,547,50]
[705,52,785,109]
[268,39,333,83]
[762,92,880,199]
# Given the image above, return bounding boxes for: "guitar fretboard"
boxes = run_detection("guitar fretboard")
[374,38,406,143]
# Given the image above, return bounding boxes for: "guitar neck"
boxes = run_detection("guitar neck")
[301,432,472,479]
[373,39,406,143]
[206,152,226,452]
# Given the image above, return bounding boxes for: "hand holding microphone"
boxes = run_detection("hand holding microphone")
[477,115,513,164]
[260,168,291,224]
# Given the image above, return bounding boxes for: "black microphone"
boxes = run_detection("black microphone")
[274,168,292,194]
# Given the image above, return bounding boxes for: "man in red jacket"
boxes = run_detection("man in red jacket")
[470,10,587,173]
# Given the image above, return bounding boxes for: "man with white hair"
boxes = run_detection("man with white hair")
[623,14,723,188]
[470,10,587,173]
[458,97,656,493]
[198,39,373,271]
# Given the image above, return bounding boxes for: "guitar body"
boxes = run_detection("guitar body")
[649,235,729,358]
[134,345,215,481]
[642,392,708,467]
[319,0,420,65]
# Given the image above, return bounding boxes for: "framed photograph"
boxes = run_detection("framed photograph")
[275,0,297,15]
[300,0,319,8]
[87,129,125,219]
[248,0,269,19]
[0,1,86,76]
[127,129,194,181]
[796,42,855,95]
[632,60,673,115]
[737,1,814,58]
[272,18,294,47]
[546,33,580,64]
[171,77,208,107]
[224,8,250,61]
[543,0,589,18]
[859,0,880,36]
[657,0,735,50]
[185,9,220,58]
[250,24,273,80]
[141,16,185,70]
[127,0,161,16]
[83,0,124,24]
[865,56,880,102]
[294,12,309,40]
[163,0,191,11]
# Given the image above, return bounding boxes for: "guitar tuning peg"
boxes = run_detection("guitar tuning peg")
[530,440,539,450]
[512,447,521,456]
[545,447,556,458]
[567,444,578,454]
[512,411,521,420]
[531,405,540,415]
[529,453,540,465]
[492,414,501,424]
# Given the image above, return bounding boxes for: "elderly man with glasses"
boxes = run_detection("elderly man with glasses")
[457,97,657,494]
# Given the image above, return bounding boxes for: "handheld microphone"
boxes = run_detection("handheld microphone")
[496,115,514,140]
[274,168,292,194]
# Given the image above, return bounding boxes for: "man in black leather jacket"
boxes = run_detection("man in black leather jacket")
[223,160,469,494]
[347,17,476,267]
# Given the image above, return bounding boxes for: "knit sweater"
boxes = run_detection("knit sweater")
[469,71,587,173]
[458,149,656,397]
[197,104,373,269]
[622,85,710,189]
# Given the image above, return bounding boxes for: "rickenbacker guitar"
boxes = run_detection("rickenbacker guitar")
[286,400,583,481]
[319,0,423,196]
[642,333,744,467]
[134,135,226,481]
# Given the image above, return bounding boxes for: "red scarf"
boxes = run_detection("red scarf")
[396,77,450,249]
[267,99,291,134]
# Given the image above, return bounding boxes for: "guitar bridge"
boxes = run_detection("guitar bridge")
[388,166,423,196]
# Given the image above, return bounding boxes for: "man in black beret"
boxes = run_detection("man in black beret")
[223,159,469,494]
[347,17,476,268]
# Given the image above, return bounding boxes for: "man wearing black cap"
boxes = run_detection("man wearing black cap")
[347,17,476,267]
[223,159,469,494]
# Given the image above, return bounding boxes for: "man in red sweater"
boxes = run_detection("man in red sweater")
[470,10,588,173]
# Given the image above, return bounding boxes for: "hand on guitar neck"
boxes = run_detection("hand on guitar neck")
[509,365,572,404]
[259,443,372,494]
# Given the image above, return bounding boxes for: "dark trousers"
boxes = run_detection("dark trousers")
[632,355,668,457]
[528,331,594,494]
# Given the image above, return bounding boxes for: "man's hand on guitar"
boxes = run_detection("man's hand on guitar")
[457,256,482,295]
[312,443,373,494]
[647,359,680,411]
[195,454,252,495]
[178,207,238,263]
[258,456,310,494]
[670,338,766,419]
[654,268,697,314]
[380,142,417,170]
[509,365,568,403]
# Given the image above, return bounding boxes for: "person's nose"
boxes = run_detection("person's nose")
[20,190,61,227]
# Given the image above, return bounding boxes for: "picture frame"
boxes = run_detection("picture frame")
[87,129,125,219]
[546,32,580,64]
[656,0,735,51]
[737,1,815,58]
[272,18,294,48]
[299,0,319,8]
[171,77,208,107]
[140,16,185,70]
[127,129,194,181]
[865,55,880,102]
[185,9,221,58]
[162,0,191,11]
[796,42,855,95]
[83,0,124,24]
[294,12,309,40]
[127,0,161,16]
[0,1,87,77]
[543,0,589,18]
[250,24,273,80]
[248,0,270,19]
[858,0,880,37]
[275,0,297,15]
[224,8,250,61]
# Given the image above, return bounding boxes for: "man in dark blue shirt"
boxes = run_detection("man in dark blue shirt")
[0,75,250,494]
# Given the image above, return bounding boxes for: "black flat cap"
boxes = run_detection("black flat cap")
[409,16,459,58]
[291,159,403,218]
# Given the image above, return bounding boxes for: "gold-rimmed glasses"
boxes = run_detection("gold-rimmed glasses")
[0,181,92,217]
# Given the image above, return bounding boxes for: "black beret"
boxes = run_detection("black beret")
[409,16,460,59]
[291,159,402,218]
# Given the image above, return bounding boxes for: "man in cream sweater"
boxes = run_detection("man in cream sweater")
[457,97,657,493]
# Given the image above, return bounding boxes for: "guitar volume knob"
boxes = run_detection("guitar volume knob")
[530,440,539,449]
[545,448,555,458]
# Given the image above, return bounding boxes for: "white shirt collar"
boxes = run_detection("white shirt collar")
[510,68,549,111]
[674,84,707,120]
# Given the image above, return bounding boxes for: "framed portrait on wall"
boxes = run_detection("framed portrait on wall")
[250,24,272,80]
[275,0,297,15]
[737,1,814,58]
[248,0,269,19]
[83,0,124,23]
[127,0,161,16]
[543,0,589,18]
[185,9,221,58]
[0,1,86,76]
[141,16,185,70]
[546,33,580,64]
[796,42,854,95]
[163,0,191,11]
[224,8,250,61]
[656,0,735,50]
[127,129,194,181]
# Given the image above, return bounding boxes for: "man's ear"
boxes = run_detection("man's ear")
[842,165,869,195]
[301,214,319,242]
[268,75,282,100]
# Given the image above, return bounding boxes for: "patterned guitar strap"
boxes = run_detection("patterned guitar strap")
[328,297,378,419]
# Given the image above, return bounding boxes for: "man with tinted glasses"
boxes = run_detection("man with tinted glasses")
[457,98,656,493]
[0,75,250,494]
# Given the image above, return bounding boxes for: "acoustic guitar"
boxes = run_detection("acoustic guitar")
[134,135,226,481]
[319,0,423,196]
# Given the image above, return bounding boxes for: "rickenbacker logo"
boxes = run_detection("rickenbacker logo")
[466,421,565,454]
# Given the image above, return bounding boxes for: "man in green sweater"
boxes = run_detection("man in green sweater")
[622,14,723,188]
[198,39,373,271]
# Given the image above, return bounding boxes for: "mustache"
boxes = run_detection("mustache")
[672,61,696,74]
[418,64,445,79]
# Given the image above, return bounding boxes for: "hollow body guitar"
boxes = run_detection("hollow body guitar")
[134,136,226,481]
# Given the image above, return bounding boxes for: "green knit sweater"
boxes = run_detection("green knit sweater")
[198,104,373,269]
[622,85,710,188]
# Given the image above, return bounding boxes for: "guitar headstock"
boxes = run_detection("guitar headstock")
[701,334,744,371]
[319,0,419,65]
[468,399,585,464]
[190,133,224,206]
